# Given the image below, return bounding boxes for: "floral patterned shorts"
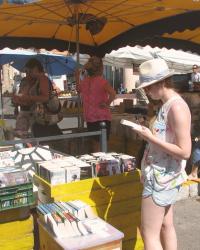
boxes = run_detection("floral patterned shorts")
[142,177,180,207]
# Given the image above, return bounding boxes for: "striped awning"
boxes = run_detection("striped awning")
[0,0,199,55]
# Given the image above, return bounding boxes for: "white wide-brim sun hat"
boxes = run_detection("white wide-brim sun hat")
[137,58,174,89]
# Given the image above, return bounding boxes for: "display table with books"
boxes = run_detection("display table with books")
[34,152,144,250]
[0,144,69,248]
[0,143,144,249]
[0,146,55,211]
[37,201,124,250]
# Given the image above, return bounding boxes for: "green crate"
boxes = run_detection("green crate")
[0,182,34,211]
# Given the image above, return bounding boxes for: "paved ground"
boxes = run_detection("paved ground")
[174,197,200,250]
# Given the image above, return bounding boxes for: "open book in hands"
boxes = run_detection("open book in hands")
[120,119,143,132]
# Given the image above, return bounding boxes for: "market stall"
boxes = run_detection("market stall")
[0,128,143,250]
[0,2,199,250]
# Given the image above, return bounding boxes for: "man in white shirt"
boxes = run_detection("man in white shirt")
[191,64,200,83]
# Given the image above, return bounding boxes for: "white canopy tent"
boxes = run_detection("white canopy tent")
[74,46,153,68]
[105,45,200,74]
[104,46,153,68]
[155,48,200,74]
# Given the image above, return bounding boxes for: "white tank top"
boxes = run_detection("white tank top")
[141,96,188,191]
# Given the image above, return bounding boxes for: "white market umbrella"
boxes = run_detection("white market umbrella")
[156,48,200,74]
[105,45,200,74]
[104,46,154,68]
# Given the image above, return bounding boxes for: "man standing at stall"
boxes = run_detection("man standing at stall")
[191,64,200,83]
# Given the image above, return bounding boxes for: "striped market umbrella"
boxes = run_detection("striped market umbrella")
[0,0,199,56]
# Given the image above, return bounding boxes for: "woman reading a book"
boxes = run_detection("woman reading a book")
[135,59,191,250]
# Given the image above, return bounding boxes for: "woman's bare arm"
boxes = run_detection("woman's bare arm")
[16,75,49,104]
[104,82,116,105]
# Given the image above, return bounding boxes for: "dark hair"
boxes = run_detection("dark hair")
[163,77,174,89]
[84,56,103,77]
[25,58,44,72]
[193,64,198,69]
[163,76,184,93]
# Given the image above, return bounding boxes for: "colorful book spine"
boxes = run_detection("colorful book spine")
[45,204,62,224]
[48,203,66,223]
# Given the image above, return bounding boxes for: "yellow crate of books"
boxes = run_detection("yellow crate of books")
[0,215,34,250]
[34,170,144,250]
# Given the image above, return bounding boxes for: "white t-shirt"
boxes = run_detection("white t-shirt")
[191,72,200,82]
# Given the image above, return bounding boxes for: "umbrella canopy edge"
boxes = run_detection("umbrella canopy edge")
[0,10,199,56]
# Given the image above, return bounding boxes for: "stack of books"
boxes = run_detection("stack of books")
[37,158,80,185]
[0,150,15,168]
[0,170,33,209]
[95,155,121,177]
[119,154,137,173]
[77,154,97,178]
[79,152,136,177]
[36,152,137,184]
[0,171,30,188]
[37,200,97,238]
[36,157,92,185]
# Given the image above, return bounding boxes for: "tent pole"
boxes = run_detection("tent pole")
[75,5,80,69]
[75,4,82,129]
[112,66,115,89]
[0,65,3,120]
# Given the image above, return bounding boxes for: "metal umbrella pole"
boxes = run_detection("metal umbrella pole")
[75,4,82,129]
[0,65,4,119]
[112,66,115,89]
[75,4,80,70]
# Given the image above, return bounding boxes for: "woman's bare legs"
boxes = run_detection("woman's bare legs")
[141,197,177,250]
[161,205,177,250]
[141,196,165,250]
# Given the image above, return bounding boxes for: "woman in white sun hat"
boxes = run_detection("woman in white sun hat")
[136,59,191,250]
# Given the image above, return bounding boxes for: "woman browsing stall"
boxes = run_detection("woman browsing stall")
[134,59,191,250]
[13,58,63,138]
[13,69,36,138]
[77,56,116,152]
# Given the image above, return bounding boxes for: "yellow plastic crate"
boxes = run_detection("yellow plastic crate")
[0,215,34,250]
[34,170,144,250]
